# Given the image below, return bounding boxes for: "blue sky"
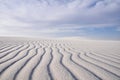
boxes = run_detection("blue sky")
[0,0,120,40]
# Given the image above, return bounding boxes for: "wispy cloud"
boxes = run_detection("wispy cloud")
[116,27,120,31]
[0,0,120,39]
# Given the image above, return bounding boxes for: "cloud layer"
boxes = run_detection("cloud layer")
[0,0,120,39]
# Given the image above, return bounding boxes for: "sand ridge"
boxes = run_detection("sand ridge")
[0,37,120,80]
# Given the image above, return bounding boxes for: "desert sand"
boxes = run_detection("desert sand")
[0,37,120,80]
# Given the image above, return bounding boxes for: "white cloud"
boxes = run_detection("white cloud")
[0,0,120,37]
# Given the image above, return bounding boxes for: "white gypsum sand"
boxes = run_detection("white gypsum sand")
[0,37,120,80]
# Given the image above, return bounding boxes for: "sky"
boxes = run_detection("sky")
[0,0,120,40]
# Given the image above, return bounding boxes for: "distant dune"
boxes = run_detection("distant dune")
[0,37,120,80]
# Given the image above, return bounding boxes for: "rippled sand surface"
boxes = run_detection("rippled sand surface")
[0,37,120,80]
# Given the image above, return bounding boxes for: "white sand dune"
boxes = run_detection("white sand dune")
[0,37,120,80]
